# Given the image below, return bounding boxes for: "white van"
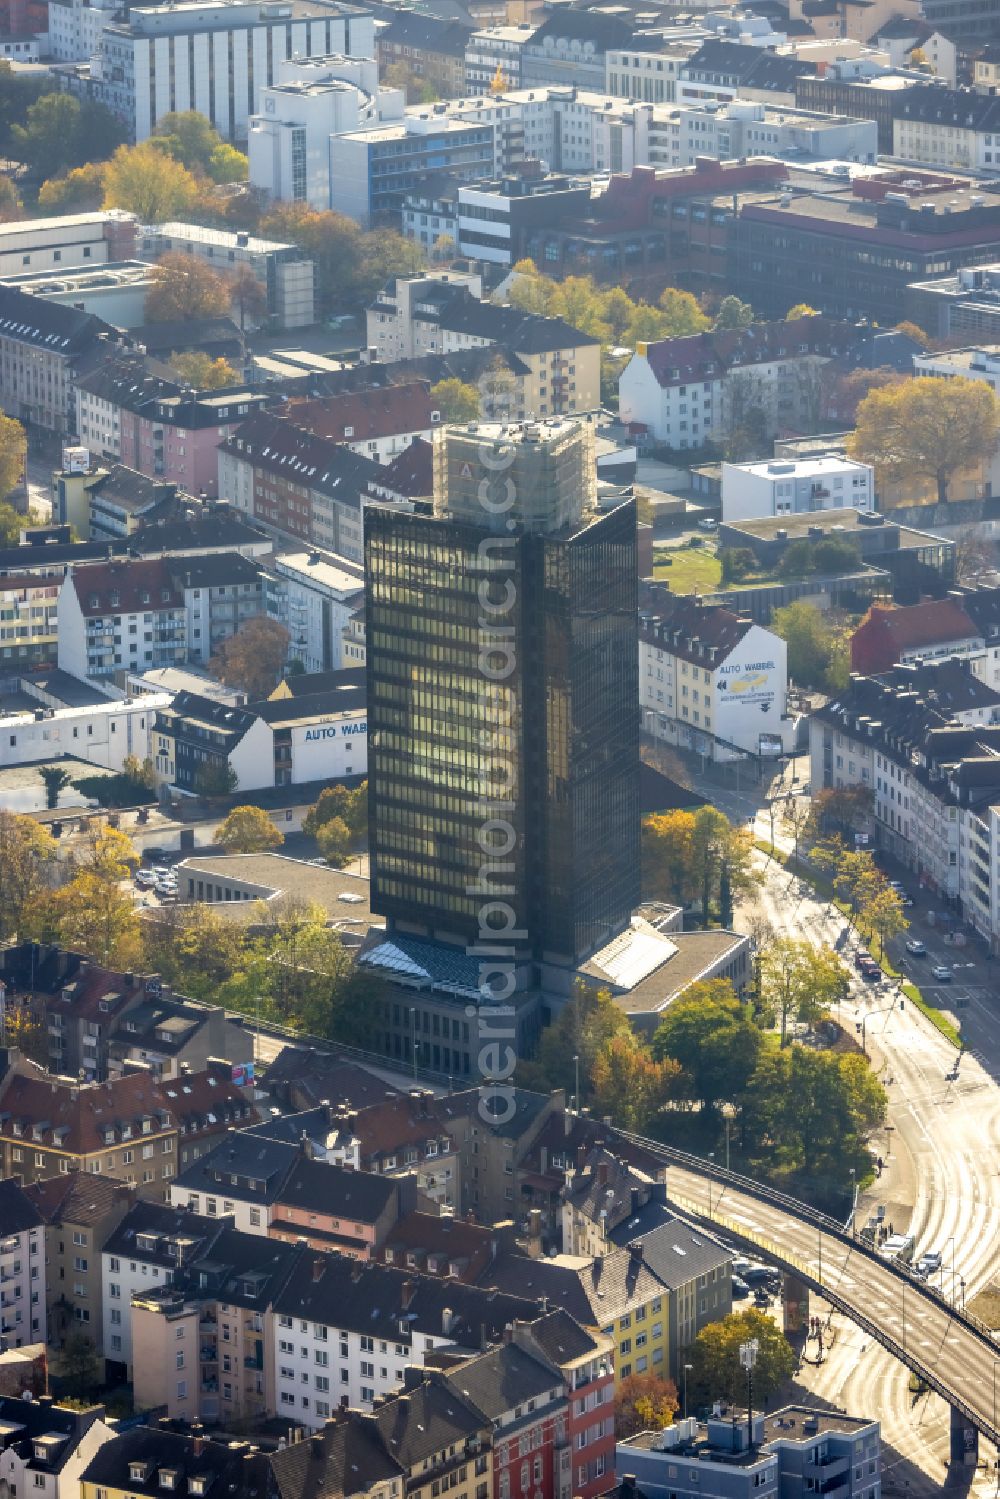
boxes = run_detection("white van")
[878,1233,915,1265]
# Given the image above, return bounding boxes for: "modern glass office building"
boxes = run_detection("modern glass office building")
[365,419,639,969]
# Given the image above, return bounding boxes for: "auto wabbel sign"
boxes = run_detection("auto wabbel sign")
[717,660,776,712]
[304,719,368,743]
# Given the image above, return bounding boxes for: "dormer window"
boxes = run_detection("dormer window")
[190,1479,208,1495]
[344,426,354,438]
[141,592,150,604]
[129,1463,150,1483]
[160,1473,177,1491]
[142,1117,153,1134]
[121,1125,132,1140]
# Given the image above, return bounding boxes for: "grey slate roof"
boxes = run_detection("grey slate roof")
[611,1218,732,1290]
[103,1199,219,1266]
[518,1307,604,1368]
[272,1252,540,1344]
[443,1343,560,1420]
[372,1378,487,1468]
[80,1426,271,1499]
[0,1177,45,1236]
[269,1418,404,1499]
[171,1134,299,1204]
[0,284,117,355]
[0,1396,106,1474]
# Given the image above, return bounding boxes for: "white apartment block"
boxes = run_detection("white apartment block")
[49,0,119,61]
[0,1188,46,1348]
[809,664,1000,927]
[366,270,483,360]
[57,561,187,683]
[893,89,1000,171]
[262,550,364,674]
[621,341,834,450]
[721,455,875,521]
[90,0,376,142]
[641,604,793,760]
[0,1400,114,1499]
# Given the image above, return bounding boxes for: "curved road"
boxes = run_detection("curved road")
[626,1140,1000,1447]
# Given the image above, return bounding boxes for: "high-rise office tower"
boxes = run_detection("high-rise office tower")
[365,418,639,970]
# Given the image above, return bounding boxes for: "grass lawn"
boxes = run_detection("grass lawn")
[653,547,723,593]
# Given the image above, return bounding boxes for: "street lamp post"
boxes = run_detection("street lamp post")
[848,1168,857,1238]
[858,1001,905,1059]
[573,1053,580,1114]
[739,1339,759,1449]
[707,1153,715,1218]
[410,1008,418,1081]
[683,1363,693,1420]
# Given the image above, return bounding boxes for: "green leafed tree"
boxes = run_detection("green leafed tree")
[651,979,762,1111]
[216,805,284,853]
[431,378,480,423]
[687,1309,795,1409]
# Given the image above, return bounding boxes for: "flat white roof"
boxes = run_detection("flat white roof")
[0,691,171,728]
[731,455,871,480]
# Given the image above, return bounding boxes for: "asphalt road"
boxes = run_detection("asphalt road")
[727,824,1000,1494]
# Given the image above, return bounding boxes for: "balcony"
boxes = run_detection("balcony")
[0,1238,18,1255]
[243,1354,263,1370]
[200,1347,218,1364]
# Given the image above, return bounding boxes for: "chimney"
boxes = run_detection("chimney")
[596,1162,609,1186]
[502,1322,514,1345]
[576,1145,587,1170]
[401,1278,416,1310]
[310,1435,324,1460]
[630,1187,640,1217]
[628,1241,643,1265]
[312,1257,325,1283]
[192,1430,205,1458]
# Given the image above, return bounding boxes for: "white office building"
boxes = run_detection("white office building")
[0,694,171,773]
[721,455,875,521]
[49,0,119,62]
[89,0,375,142]
[248,55,403,211]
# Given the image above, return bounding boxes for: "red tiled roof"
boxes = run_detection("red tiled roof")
[283,382,435,444]
[71,557,182,619]
[0,1066,256,1155]
[0,1070,174,1153]
[851,599,979,673]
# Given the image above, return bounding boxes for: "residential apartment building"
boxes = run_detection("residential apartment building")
[217,411,381,557]
[367,279,600,415]
[280,383,438,463]
[851,592,1000,687]
[0,949,155,1082]
[893,85,1000,170]
[262,549,364,674]
[437,171,592,268]
[270,1255,537,1420]
[0,1179,46,1348]
[620,316,852,450]
[57,558,187,681]
[482,1242,669,1391]
[0,1069,177,1198]
[79,0,375,141]
[168,553,264,667]
[374,10,471,97]
[0,570,62,671]
[465,24,533,92]
[139,223,315,330]
[0,287,121,436]
[639,597,792,760]
[809,660,1000,910]
[721,455,875,521]
[24,1172,134,1349]
[130,1225,302,1424]
[101,1200,219,1375]
[74,357,268,495]
[54,461,188,544]
[0,1394,115,1499]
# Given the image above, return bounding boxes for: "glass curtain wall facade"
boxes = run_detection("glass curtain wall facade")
[365,489,640,967]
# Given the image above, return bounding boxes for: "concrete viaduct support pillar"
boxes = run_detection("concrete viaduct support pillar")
[950,1404,978,1468]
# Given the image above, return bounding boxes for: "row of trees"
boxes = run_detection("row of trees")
[770,601,851,694]
[810,837,908,957]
